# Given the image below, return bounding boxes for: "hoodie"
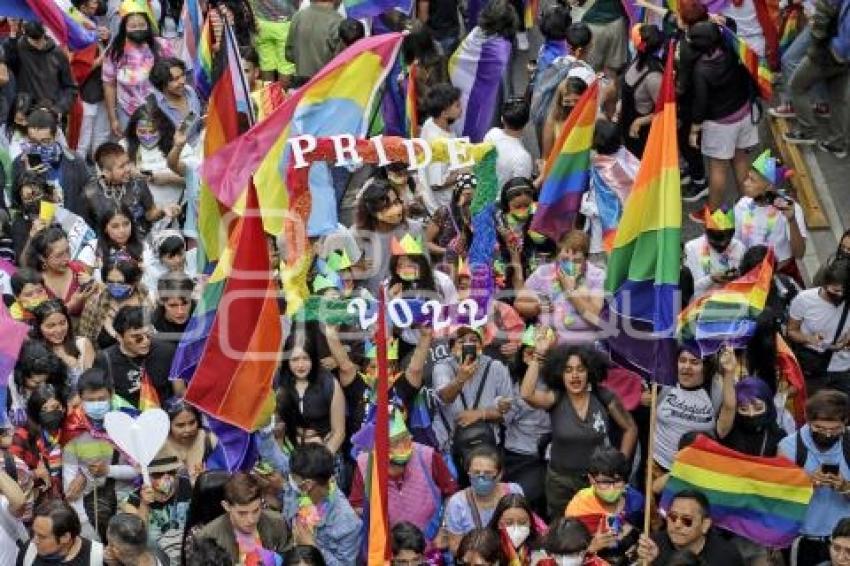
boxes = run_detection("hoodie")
[4,37,77,115]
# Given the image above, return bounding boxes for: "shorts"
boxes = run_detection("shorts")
[255,18,295,76]
[585,18,628,72]
[701,110,759,160]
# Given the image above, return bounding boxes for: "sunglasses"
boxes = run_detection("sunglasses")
[666,512,696,528]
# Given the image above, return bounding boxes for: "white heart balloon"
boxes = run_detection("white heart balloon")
[104,409,170,485]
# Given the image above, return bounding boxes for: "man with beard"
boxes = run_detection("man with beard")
[418,84,463,210]
[780,391,850,566]
[684,206,746,299]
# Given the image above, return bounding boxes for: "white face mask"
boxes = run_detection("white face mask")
[506,524,530,548]
[554,554,585,566]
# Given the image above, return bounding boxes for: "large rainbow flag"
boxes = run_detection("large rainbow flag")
[0,0,97,50]
[449,27,512,143]
[723,26,773,100]
[202,33,404,239]
[183,179,282,432]
[677,249,774,356]
[0,304,29,426]
[660,435,813,548]
[530,81,598,242]
[604,45,680,384]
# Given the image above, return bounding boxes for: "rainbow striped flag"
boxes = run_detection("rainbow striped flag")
[604,45,680,384]
[201,33,404,240]
[343,0,412,19]
[677,249,774,356]
[0,304,29,425]
[138,370,160,411]
[779,5,802,55]
[449,27,512,143]
[183,178,282,432]
[194,12,214,101]
[405,63,419,138]
[723,26,772,100]
[524,0,538,28]
[365,288,391,565]
[531,81,598,242]
[0,0,97,50]
[661,434,813,548]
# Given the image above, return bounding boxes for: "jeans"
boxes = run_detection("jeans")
[781,26,827,103]
[789,50,850,146]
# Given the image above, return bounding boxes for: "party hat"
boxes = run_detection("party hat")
[325,249,353,271]
[119,0,159,31]
[389,406,409,439]
[703,206,735,231]
[752,149,792,187]
[312,272,342,294]
[390,234,424,256]
[457,257,471,279]
[365,337,400,360]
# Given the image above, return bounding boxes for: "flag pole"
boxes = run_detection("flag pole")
[643,382,658,541]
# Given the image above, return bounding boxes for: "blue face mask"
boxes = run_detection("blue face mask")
[83,400,110,421]
[106,282,133,300]
[470,474,497,497]
[559,260,577,276]
[25,141,62,167]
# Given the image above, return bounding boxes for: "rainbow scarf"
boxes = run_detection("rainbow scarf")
[677,248,773,355]
[604,45,681,384]
[531,81,598,242]
[660,434,813,548]
[723,26,772,100]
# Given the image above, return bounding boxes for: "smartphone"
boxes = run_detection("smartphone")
[461,343,477,363]
[27,152,42,168]
[606,514,622,536]
[179,111,198,134]
[822,463,840,475]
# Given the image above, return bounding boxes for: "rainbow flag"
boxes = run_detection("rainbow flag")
[524,0,538,28]
[343,0,412,19]
[677,249,774,356]
[0,304,29,425]
[604,45,680,384]
[183,178,282,431]
[449,27,512,143]
[530,81,598,242]
[194,12,214,101]
[405,63,419,138]
[0,0,97,51]
[723,27,772,100]
[365,288,391,565]
[776,333,806,425]
[252,81,287,121]
[660,434,813,548]
[201,33,404,240]
[779,5,802,55]
[138,370,160,411]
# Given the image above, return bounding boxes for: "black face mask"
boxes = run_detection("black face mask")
[837,249,850,262]
[825,291,845,306]
[706,230,734,252]
[40,409,64,432]
[736,412,769,433]
[126,30,151,44]
[811,431,842,451]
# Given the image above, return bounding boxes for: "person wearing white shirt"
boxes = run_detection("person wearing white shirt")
[483,98,534,196]
[419,84,463,211]
[685,207,746,298]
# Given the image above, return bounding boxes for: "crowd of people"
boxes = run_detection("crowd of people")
[0,0,848,564]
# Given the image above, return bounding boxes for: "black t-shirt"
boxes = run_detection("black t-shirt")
[93,340,176,408]
[152,305,192,342]
[84,178,155,236]
[18,537,99,566]
[654,530,745,566]
[427,0,460,37]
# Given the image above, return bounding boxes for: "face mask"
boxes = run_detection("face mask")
[107,282,133,300]
[506,525,530,548]
[510,207,530,222]
[389,445,413,465]
[40,409,64,432]
[155,474,175,496]
[812,430,842,451]
[595,486,624,503]
[138,132,160,148]
[126,29,151,44]
[554,554,585,566]
[707,231,733,252]
[559,260,577,276]
[83,400,110,421]
[397,266,419,282]
[838,249,850,261]
[736,412,769,433]
[825,291,845,306]
[26,142,62,167]
[470,474,496,497]
[387,172,408,186]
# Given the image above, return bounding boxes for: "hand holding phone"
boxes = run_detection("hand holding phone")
[461,343,477,364]
[822,463,840,476]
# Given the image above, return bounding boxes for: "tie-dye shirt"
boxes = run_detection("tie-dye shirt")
[102,39,175,117]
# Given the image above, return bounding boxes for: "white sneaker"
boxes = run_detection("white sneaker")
[517,32,529,51]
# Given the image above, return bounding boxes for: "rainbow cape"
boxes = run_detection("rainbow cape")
[723,26,772,100]
[531,81,598,242]
[0,304,29,426]
[0,0,97,51]
[449,27,512,143]
[604,44,680,384]
[660,435,813,548]
[183,178,282,432]
[677,249,774,356]
[202,33,404,239]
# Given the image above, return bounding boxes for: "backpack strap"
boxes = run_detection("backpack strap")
[465,488,484,529]
[795,432,807,468]
[460,361,493,411]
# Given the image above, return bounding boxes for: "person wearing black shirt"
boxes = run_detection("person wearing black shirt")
[636,490,745,565]
[151,272,195,343]
[17,500,104,566]
[93,305,182,408]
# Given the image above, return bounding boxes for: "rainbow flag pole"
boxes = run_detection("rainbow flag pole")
[366,287,391,565]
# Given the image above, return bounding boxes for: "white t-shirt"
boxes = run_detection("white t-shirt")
[418,118,454,210]
[789,288,850,371]
[684,235,746,298]
[723,1,765,57]
[733,197,807,262]
[483,127,534,194]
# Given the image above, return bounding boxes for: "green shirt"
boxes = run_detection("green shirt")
[582,0,624,25]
